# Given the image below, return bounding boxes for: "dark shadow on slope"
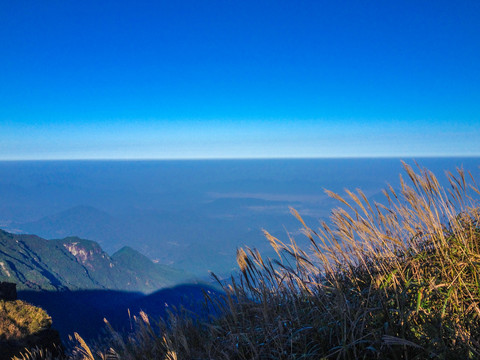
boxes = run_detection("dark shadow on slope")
[18,283,224,343]
[119,284,224,328]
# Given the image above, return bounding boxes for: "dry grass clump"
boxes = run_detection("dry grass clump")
[19,163,480,359]
[0,300,52,341]
[203,163,480,359]
[12,346,63,360]
[1,300,61,360]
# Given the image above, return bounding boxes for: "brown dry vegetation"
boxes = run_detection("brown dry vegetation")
[1,299,61,360]
[16,163,480,359]
[0,300,52,341]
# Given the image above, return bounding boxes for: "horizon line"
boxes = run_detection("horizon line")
[1,155,480,162]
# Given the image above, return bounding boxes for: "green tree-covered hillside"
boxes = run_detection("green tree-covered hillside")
[0,230,191,293]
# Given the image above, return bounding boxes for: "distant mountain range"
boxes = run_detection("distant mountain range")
[0,229,192,293]
[2,159,478,279]
[4,195,400,280]
[0,229,222,341]
[9,201,317,277]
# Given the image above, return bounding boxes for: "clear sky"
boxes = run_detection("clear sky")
[1,1,479,160]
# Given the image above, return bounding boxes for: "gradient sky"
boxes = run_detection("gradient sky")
[1,1,479,159]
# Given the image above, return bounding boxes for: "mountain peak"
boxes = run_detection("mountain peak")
[113,245,146,259]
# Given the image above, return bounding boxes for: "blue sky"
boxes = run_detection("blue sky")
[1,1,479,159]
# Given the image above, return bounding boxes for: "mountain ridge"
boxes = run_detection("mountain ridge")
[0,229,193,293]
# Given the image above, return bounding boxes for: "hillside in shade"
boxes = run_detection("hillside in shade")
[0,229,192,293]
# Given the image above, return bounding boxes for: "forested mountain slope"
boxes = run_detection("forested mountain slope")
[0,229,191,293]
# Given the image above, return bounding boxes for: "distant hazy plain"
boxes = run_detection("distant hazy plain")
[1,158,478,277]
